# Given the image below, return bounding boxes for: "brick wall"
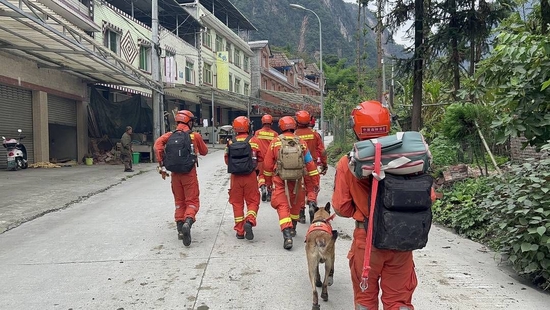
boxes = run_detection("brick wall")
[510,137,547,161]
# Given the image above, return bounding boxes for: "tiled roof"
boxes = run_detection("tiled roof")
[270,52,292,68]
[304,63,320,76]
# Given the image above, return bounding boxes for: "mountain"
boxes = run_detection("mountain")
[232,0,407,67]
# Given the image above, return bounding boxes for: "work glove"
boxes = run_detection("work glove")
[320,165,328,175]
[157,166,170,180]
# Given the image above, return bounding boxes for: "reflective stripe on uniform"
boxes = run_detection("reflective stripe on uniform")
[308,169,320,176]
[279,217,292,225]
[263,171,273,176]
[290,214,300,220]
[246,210,257,218]
[299,134,314,140]
[271,141,282,149]
[234,216,244,223]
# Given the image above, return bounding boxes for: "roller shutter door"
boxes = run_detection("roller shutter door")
[0,84,33,169]
[48,94,77,126]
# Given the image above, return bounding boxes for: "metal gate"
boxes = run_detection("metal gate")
[48,94,77,126]
[0,84,34,169]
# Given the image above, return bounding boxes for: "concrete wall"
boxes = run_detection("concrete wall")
[0,52,86,98]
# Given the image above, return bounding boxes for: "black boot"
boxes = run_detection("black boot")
[299,209,306,224]
[266,190,272,202]
[290,220,297,237]
[282,228,293,250]
[244,221,254,240]
[260,185,267,202]
[182,217,193,247]
[176,221,184,240]
[309,204,316,224]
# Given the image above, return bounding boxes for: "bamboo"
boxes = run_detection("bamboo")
[475,120,502,176]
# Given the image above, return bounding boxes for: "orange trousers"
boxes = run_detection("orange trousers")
[171,169,200,222]
[348,227,417,310]
[229,172,260,235]
[257,162,265,188]
[270,177,305,231]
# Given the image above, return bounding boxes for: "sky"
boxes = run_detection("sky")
[342,0,414,46]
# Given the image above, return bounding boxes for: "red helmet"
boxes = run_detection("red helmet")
[175,110,195,124]
[350,100,391,140]
[278,116,297,132]
[309,116,316,127]
[232,116,250,133]
[295,110,311,126]
[261,114,273,125]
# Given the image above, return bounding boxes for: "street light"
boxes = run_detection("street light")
[290,3,325,143]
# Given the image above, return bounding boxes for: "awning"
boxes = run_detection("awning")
[0,0,162,92]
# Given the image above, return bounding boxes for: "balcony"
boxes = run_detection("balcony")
[38,0,100,32]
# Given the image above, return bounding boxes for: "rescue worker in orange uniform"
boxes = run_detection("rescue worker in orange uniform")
[332,101,416,310]
[294,110,328,224]
[263,116,320,250]
[224,116,263,240]
[254,114,278,202]
[154,110,208,247]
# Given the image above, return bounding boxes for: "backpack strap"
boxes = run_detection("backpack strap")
[244,135,252,143]
[360,141,382,292]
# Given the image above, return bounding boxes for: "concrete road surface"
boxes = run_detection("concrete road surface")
[1,145,549,309]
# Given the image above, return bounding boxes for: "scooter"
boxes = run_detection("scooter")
[2,129,28,170]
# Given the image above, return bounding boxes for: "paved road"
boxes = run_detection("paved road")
[0,141,549,309]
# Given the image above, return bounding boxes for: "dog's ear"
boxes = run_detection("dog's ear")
[325,202,331,214]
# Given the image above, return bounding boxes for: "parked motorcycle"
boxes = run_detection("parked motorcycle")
[2,129,28,170]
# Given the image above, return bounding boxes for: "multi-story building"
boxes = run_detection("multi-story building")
[248,41,321,119]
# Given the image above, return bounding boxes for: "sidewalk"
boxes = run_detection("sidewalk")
[0,145,226,234]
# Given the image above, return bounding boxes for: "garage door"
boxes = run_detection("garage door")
[48,94,77,126]
[0,84,34,169]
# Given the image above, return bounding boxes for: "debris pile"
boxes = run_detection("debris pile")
[88,136,122,165]
[29,162,61,169]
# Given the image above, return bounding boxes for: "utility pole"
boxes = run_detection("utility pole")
[389,60,394,109]
[382,58,386,106]
[152,0,162,142]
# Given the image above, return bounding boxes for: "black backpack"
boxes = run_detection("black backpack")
[163,130,196,173]
[372,173,433,251]
[227,136,255,175]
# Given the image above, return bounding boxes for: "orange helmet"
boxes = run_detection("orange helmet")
[175,110,195,124]
[261,114,273,125]
[350,100,391,140]
[278,116,297,132]
[309,116,316,128]
[295,110,311,126]
[232,116,250,133]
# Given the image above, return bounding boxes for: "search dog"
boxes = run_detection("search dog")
[305,202,338,310]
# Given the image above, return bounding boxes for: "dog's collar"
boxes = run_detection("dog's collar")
[311,213,336,224]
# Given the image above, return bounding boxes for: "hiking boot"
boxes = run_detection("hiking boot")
[282,228,293,250]
[236,233,245,239]
[182,217,193,246]
[290,220,297,237]
[308,203,317,224]
[260,185,267,202]
[124,169,134,172]
[299,209,306,224]
[244,221,254,240]
[176,221,184,240]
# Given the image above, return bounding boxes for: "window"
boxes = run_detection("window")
[244,83,249,96]
[226,43,232,63]
[234,78,241,94]
[229,74,233,92]
[215,35,223,52]
[234,50,241,67]
[104,30,120,54]
[263,80,267,89]
[202,29,211,48]
[185,61,194,83]
[243,56,249,72]
[203,63,212,85]
[139,45,151,72]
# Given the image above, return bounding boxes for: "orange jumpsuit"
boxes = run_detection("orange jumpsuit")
[154,123,208,223]
[332,156,417,310]
[254,125,278,188]
[295,126,327,210]
[224,133,263,235]
[263,132,320,231]
[294,126,327,166]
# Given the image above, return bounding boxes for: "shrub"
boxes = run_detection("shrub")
[481,158,550,291]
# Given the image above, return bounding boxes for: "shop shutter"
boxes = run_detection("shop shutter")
[48,94,77,126]
[0,84,34,168]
